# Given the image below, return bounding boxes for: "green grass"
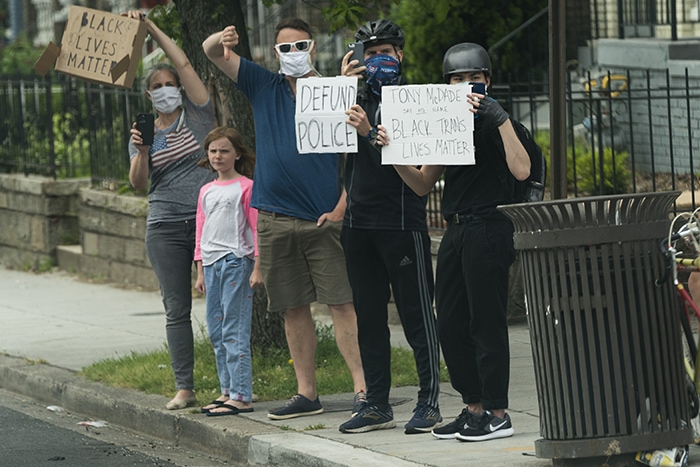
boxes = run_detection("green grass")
[80,323,449,401]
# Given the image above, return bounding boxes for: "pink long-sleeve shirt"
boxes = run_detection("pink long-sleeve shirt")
[194,176,258,266]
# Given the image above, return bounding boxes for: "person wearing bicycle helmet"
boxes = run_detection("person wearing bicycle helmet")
[393,43,531,442]
[337,19,442,435]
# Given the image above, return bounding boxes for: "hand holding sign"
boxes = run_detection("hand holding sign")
[345,104,372,139]
[471,94,509,126]
[295,76,359,154]
[381,84,475,165]
[34,6,148,89]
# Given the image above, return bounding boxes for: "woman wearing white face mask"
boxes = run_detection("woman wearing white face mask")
[124,10,215,411]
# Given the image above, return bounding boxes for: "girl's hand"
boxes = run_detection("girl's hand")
[249,268,264,289]
[195,275,206,295]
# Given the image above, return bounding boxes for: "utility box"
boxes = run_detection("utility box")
[499,192,693,465]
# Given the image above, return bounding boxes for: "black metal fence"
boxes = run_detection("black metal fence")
[0,73,148,189]
[3,65,700,230]
[425,67,700,230]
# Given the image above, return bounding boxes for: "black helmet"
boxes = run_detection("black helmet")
[442,43,492,83]
[355,19,405,49]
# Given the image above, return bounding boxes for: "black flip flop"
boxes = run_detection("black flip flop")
[205,403,254,417]
[200,399,228,413]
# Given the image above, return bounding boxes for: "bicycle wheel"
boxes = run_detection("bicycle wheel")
[680,308,700,444]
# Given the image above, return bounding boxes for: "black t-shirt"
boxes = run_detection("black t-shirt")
[343,85,428,231]
[441,116,512,220]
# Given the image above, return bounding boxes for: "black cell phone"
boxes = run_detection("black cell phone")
[470,82,487,95]
[135,113,154,146]
[346,41,364,66]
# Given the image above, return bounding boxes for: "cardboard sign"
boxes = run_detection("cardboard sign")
[295,76,358,154]
[381,84,475,165]
[34,6,148,89]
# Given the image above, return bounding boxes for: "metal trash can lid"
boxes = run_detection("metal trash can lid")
[498,191,680,250]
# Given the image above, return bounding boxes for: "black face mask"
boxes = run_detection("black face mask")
[364,54,401,96]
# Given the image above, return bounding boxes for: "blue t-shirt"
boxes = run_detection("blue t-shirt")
[236,58,342,222]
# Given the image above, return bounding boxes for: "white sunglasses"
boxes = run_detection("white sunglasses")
[274,39,314,54]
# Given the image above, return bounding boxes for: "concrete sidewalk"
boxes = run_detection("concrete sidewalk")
[0,266,696,466]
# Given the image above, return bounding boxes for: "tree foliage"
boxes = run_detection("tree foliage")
[0,0,7,44]
[391,0,548,84]
[0,37,44,75]
[263,0,549,85]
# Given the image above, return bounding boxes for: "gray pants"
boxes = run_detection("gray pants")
[145,220,195,390]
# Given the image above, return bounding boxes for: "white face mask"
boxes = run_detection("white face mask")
[148,86,183,114]
[279,51,313,78]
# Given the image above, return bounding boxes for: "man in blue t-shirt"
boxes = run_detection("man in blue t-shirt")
[203,18,366,420]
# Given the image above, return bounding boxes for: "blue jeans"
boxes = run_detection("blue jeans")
[204,254,254,402]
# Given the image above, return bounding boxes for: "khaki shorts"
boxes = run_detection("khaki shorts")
[257,211,353,312]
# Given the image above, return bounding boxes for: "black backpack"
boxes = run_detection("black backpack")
[498,120,546,203]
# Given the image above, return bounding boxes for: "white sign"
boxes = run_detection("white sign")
[295,76,358,154]
[381,84,474,165]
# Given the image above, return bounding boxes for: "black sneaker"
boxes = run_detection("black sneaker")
[339,404,396,433]
[352,390,367,417]
[455,411,514,441]
[404,402,442,434]
[431,408,478,439]
[267,394,323,420]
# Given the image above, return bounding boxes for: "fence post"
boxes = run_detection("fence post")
[44,74,56,179]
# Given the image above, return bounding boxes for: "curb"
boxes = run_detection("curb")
[0,355,422,466]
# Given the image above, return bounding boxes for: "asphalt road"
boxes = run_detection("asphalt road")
[0,388,233,467]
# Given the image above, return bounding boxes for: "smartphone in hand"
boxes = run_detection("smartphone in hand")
[135,113,155,146]
[470,82,487,95]
[346,41,364,67]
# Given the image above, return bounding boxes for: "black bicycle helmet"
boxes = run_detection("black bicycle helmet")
[442,43,492,83]
[355,19,405,49]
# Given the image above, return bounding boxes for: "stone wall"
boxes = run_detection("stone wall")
[0,174,159,290]
[0,174,87,271]
[70,188,158,290]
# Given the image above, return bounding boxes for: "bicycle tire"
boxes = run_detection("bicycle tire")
[680,305,700,443]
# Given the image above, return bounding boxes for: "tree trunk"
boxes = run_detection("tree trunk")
[173,0,256,148]
[174,0,286,350]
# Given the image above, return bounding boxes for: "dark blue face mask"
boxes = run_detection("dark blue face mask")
[364,54,401,96]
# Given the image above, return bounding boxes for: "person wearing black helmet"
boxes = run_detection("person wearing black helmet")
[392,42,531,442]
[337,19,442,435]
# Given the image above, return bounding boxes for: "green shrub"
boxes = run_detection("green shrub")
[0,38,44,75]
[23,111,90,177]
[534,131,631,196]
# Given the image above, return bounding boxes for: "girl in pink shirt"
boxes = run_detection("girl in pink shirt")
[194,126,263,416]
